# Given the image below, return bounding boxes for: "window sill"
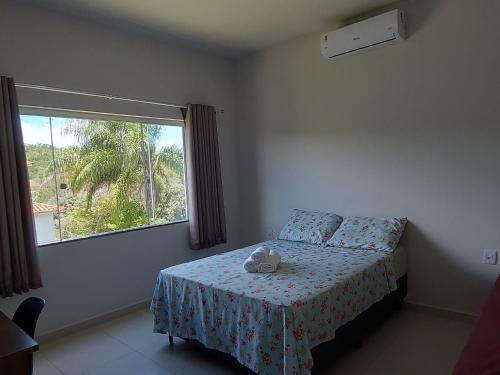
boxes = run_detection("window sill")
[37,219,189,248]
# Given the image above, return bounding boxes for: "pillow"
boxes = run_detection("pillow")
[277,209,343,245]
[326,216,407,252]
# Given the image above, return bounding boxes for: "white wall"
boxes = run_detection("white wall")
[235,0,500,315]
[0,0,240,335]
[34,213,56,245]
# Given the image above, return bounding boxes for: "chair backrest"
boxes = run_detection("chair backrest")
[12,297,46,338]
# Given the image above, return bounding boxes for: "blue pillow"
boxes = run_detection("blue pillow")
[326,216,407,252]
[278,209,343,245]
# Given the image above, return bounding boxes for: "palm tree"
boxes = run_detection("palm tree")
[56,119,185,233]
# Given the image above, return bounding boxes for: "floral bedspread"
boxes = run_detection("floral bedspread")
[150,240,397,375]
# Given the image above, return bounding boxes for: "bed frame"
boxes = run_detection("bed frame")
[167,274,408,372]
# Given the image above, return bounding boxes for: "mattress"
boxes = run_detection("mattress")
[150,239,399,375]
[341,245,406,279]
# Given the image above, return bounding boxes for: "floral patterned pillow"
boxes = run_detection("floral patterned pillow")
[277,209,343,245]
[326,216,407,252]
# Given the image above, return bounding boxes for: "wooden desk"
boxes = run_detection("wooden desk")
[0,311,38,375]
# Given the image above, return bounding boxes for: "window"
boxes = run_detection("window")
[21,114,187,245]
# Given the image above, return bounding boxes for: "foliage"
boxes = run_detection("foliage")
[59,195,147,237]
[24,144,57,204]
[155,183,187,223]
[26,118,186,240]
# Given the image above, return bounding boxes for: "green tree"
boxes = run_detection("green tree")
[25,144,58,204]
[56,119,186,237]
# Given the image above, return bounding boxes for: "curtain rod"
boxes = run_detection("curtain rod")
[15,83,188,110]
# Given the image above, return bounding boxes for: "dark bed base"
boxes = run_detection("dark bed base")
[167,274,408,373]
[315,274,408,347]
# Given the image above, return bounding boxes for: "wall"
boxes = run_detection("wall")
[235,0,500,315]
[34,213,55,245]
[0,0,240,335]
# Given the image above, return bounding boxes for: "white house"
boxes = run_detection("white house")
[32,202,59,244]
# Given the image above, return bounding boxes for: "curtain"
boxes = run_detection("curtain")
[183,104,226,249]
[0,76,42,297]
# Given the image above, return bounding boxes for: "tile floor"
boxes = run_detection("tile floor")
[34,307,472,375]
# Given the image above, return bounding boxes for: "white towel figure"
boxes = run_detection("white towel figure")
[250,246,270,264]
[243,256,258,273]
[258,250,281,273]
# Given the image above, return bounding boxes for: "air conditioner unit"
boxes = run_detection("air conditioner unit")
[321,9,406,60]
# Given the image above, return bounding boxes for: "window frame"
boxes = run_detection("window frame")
[21,109,189,247]
[37,218,189,248]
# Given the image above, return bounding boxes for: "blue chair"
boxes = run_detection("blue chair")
[12,297,46,374]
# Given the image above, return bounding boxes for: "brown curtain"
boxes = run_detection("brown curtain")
[0,76,42,297]
[183,104,226,249]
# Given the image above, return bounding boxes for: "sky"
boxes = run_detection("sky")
[20,115,184,149]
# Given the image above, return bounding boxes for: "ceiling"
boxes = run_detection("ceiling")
[34,0,399,57]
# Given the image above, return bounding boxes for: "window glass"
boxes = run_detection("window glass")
[21,114,187,244]
[21,115,61,244]
[148,124,186,225]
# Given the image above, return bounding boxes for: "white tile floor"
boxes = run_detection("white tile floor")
[34,307,472,375]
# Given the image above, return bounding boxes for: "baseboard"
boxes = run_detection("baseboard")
[404,301,478,323]
[37,298,150,343]
[36,299,476,343]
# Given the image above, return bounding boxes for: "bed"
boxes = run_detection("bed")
[150,239,407,374]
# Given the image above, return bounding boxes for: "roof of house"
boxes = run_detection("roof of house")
[32,202,65,214]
